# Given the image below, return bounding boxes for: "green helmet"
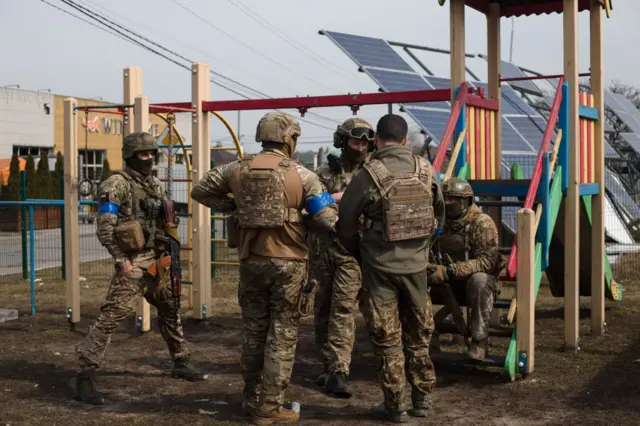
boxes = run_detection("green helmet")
[255,112,301,145]
[442,177,474,199]
[333,117,374,148]
[122,132,158,160]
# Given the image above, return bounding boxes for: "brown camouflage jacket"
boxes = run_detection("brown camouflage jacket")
[438,204,501,279]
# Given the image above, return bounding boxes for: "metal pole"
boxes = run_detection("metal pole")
[509,18,515,62]
[29,204,36,315]
[237,111,242,153]
[388,104,392,115]
[60,172,66,280]
[20,171,27,280]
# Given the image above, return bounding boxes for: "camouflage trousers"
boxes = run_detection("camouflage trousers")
[76,262,188,371]
[238,255,307,414]
[360,263,436,413]
[311,241,361,376]
[463,272,498,341]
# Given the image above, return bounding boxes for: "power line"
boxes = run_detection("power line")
[45,0,336,130]
[170,0,336,92]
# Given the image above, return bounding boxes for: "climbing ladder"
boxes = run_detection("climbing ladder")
[429,80,621,381]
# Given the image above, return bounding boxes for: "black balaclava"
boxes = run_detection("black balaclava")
[446,198,468,220]
[344,142,367,164]
[127,155,153,176]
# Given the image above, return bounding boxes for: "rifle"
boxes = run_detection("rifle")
[155,200,182,322]
[429,241,471,348]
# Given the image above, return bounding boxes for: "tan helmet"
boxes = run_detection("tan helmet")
[122,131,158,159]
[255,112,301,146]
[442,177,474,199]
[333,117,374,149]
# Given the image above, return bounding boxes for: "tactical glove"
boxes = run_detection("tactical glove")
[427,264,448,286]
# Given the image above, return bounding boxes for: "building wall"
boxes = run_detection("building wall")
[0,88,54,159]
[52,95,168,170]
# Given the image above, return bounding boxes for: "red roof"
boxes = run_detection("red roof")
[464,0,607,17]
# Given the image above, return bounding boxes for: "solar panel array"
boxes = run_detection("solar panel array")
[498,60,543,96]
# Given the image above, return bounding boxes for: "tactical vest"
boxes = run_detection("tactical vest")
[362,155,435,242]
[113,171,163,249]
[235,153,303,228]
[438,223,472,263]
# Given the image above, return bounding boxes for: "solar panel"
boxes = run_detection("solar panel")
[502,118,536,152]
[612,93,640,118]
[501,85,538,116]
[499,61,542,96]
[605,168,640,220]
[619,133,640,154]
[506,116,548,150]
[365,69,450,110]
[499,154,537,230]
[404,107,450,142]
[605,141,618,158]
[322,30,414,72]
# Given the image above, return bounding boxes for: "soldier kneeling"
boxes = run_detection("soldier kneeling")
[428,178,502,361]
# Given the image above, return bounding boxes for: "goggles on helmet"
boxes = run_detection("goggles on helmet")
[347,127,375,141]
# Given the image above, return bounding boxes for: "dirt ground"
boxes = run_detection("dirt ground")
[1,264,640,426]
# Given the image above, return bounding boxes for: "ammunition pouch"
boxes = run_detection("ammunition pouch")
[115,220,146,253]
[146,255,172,282]
[226,214,239,249]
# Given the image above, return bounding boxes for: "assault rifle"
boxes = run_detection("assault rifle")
[155,200,182,321]
[429,241,471,348]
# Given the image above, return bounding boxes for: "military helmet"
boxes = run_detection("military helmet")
[255,112,301,144]
[122,131,158,159]
[333,117,374,148]
[442,177,474,199]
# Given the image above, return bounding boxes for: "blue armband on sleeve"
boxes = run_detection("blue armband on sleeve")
[98,202,119,216]
[305,192,335,216]
[434,228,443,237]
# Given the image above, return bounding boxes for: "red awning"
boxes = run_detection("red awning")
[463,0,607,17]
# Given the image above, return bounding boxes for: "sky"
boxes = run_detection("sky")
[1,0,639,154]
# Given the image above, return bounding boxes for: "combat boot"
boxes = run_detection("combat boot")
[75,369,104,405]
[252,406,300,425]
[242,399,257,417]
[466,338,488,361]
[371,403,410,423]
[171,358,208,381]
[325,372,353,398]
[409,391,433,418]
[315,365,329,387]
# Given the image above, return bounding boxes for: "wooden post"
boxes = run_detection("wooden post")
[133,95,151,333]
[487,2,502,234]
[450,0,466,100]
[64,98,80,325]
[590,0,605,335]
[564,0,580,352]
[192,62,212,320]
[516,208,535,374]
[123,67,150,333]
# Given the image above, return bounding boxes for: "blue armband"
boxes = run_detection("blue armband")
[98,202,119,216]
[434,228,443,237]
[305,192,335,216]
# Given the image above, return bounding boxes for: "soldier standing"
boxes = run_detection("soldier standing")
[427,178,501,361]
[338,114,445,423]
[190,112,338,425]
[311,118,374,398]
[75,132,205,406]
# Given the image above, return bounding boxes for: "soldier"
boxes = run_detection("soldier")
[190,112,338,425]
[75,132,206,406]
[427,177,501,361]
[338,114,445,423]
[311,118,374,398]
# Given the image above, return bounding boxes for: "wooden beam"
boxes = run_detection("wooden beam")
[131,95,151,333]
[487,2,502,243]
[64,98,80,325]
[590,0,605,336]
[450,0,466,99]
[516,208,535,375]
[192,62,212,320]
[123,67,150,333]
[564,0,581,352]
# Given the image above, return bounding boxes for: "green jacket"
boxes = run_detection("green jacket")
[337,144,445,274]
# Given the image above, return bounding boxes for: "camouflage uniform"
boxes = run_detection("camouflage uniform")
[311,118,374,397]
[191,112,338,424]
[430,178,501,361]
[338,118,445,422]
[75,132,204,406]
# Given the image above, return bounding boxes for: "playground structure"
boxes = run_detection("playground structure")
[52,0,615,382]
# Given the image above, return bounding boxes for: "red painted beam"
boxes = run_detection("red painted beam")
[466,95,499,111]
[201,89,467,112]
[149,104,195,113]
[432,83,468,174]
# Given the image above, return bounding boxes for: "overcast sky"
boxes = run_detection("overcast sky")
[1,0,638,153]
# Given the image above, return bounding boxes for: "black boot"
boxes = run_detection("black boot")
[75,370,104,405]
[315,365,329,387]
[172,359,207,381]
[325,372,353,398]
[409,394,433,418]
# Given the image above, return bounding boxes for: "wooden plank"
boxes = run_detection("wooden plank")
[589,94,595,183]
[563,0,581,352]
[64,98,80,325]
[516,208,535,375]
[487,2,502,239]
[133,96,151,333]
[192,62,212,319]
[450,0,466,100]
[590,0,606,335]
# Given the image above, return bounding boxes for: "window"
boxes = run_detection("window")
[78,149,106,183]
[13,146,49,158]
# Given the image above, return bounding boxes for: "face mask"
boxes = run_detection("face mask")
[344,144,367,163]
[445,199,465,219]
[128,156,154,176]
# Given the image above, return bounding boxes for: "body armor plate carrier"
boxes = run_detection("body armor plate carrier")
[363,155,435,242]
